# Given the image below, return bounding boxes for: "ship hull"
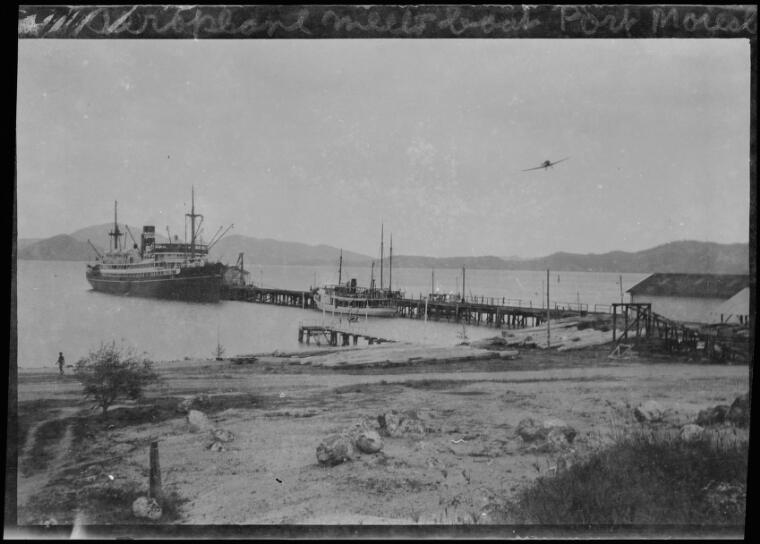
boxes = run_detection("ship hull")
[313,295,398,318]
[86,267,223,303]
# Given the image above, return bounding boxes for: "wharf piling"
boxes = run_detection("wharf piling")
[222,284,315,308]
[221,283,599,330]
[298,323,393,347]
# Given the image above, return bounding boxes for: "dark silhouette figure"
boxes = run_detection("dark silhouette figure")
[57,352,65,375]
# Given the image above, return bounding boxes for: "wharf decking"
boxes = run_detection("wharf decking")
[222,284,315,308]
[395,298,589,328]
[221,284,600,329]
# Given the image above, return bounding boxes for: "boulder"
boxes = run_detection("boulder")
[208,441,225,452]
[377,410,427,437]
[516,418,543,441]
[679,424,704,442]
[211,428,235,443]
[377,411,405,437]
[516,418,576,443]
[696,404,730,426]
[187,410,211,432]
[132,496,162,521]
[542,418,577,443]
[355,430,384,453]
[634,400,664,423]
[726,393,749,428]
[316,433,356,466]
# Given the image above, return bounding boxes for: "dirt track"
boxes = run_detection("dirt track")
[15,346,749,525]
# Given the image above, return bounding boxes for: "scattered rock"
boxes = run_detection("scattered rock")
[634,400,664,423]
[726,393,749,427]
[696,404,729,426]
[516,418,576,443]
[355,430,383,453]
[187,410,211,432]
[211,428,235,443]
[132,496,162,520]
[377,410,428,437]
[208,441,226,452]
[178,394,211,413]
[316,433,356,466]
[516,418,543,441]
[542,418,577,443]
[679,424,704,442]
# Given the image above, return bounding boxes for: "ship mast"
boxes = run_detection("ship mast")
[108,200,123,252]
[389,233,392,293]
[185,186,203,258]
[380,223,384,291]
[338,249,343,285]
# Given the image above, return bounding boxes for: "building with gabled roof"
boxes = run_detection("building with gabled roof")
[627,273,750,324]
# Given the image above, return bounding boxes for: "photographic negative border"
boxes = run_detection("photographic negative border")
[10,3,757,540]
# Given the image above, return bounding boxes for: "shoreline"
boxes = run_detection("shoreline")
[14,344,749,526]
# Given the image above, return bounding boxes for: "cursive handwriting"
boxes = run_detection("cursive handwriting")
[558,6,638,36]
[19,6,312,38]
[18,5,757,39]
[321,6,540,36]
[651,7,756,34]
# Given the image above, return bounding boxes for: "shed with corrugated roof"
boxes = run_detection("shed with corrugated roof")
[627,273,749,324]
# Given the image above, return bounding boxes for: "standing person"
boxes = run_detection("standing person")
[57,352,65,375]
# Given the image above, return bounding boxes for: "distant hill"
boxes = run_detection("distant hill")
[392,241,749,274]
[17,234,100,261]
[69,223,168,248]
[16,227,749,275]
[209,234,373,266]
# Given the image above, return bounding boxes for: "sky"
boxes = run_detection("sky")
[16,38,750,258]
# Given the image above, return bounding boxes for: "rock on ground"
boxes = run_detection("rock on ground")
[211,428,235,443]
[377,410,428,437]
[355,430,383,453]
[634,400,664,423]
[187,410,211,432]
[696,404,729,426]
[208,441,226,452]
[516,417,576,443]
[679,423,704,442]
[132,496,162,520]
[316,433,356,466]
[726,393,749,427]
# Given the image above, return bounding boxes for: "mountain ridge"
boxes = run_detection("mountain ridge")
[16,228,749,274]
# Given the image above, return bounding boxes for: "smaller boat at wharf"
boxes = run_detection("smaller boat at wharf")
[313,227,403,319]
[85,188,232,303]
[314,278,402,319]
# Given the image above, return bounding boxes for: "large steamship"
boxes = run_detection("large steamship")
[85,189,228,303]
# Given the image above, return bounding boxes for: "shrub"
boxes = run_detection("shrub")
[74,341,160,418]
[505,429,748,525]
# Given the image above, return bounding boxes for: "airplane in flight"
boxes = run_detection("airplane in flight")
[522,157,570,172]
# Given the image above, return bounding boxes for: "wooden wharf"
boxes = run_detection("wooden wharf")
[221,284,597,330]
[298,324,394,347]
[395,297,589,328]
[222,284,315,309]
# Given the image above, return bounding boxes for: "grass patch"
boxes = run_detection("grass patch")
[20,479,187,525]
[501,429,748,525]
[22,417,76,475]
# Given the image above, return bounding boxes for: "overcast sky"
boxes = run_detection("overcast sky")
[17,39,750,258]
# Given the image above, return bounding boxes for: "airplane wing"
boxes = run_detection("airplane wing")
[551,157,570,166]
[521,165,545,172]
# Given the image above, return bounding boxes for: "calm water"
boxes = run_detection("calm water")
[15,260,647,369]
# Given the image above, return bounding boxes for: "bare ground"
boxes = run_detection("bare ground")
[14,345,750,526]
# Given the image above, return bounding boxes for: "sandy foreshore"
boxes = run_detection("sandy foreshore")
[13,343,750,527]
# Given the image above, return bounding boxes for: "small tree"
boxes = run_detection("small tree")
[74,341,160,417]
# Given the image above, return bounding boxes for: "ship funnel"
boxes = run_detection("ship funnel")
[141,225,156,255]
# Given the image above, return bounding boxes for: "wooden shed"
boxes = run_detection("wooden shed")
[627,273,750,324]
